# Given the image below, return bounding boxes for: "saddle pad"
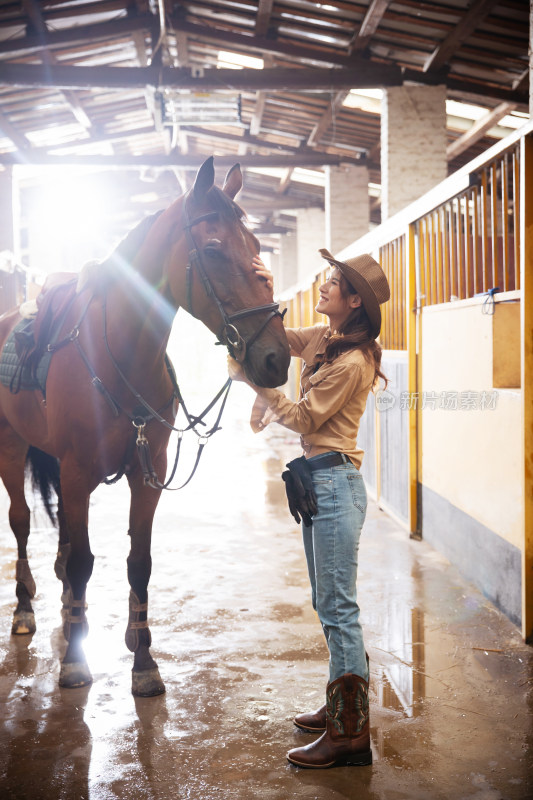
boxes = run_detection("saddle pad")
[0,319,53,394]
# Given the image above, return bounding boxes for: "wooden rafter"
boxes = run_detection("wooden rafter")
[447,102,517,160]
[249,54,273,138]
[349,0,392,54]
[307,91,350,147]
[256,0,274,38]
[21,0,93,131]
[0,15,157,56]
[277,168,294,194]
[424,0,501,73]
[0,110,31,151]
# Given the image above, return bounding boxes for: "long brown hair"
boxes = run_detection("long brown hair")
[323,270,388,388]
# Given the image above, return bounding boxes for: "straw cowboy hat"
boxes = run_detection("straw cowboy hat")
[319,248,390,339]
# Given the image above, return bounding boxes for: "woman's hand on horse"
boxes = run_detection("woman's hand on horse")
[227,356,248,383]
[252,255,274,291]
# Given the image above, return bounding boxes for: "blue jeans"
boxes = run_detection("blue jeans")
[302,453,368,684]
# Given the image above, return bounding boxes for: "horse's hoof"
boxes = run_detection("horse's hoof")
[11,611,36,635]
[132,667,165,697]
[59,661,93,688]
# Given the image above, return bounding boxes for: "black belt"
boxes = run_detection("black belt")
[307,452,348,471]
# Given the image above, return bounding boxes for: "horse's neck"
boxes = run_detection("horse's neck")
[103,280,176,375]
[102,196,193,371]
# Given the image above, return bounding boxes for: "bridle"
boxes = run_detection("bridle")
[182,192,286,363]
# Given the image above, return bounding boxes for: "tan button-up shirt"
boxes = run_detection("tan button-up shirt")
[250,325,375,468]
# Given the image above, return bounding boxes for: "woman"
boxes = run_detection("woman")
[228,248,390,769]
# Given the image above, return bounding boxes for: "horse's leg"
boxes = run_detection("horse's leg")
[58,466,94,688]
[0,432,36,635]
[125,466,165,697]
[54,491,71,615]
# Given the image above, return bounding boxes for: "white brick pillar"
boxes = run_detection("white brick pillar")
[278,231,298,292]
[0,166,15,253]
[382,85,447,220]
[325,164,369,253]
[296,207,325,285]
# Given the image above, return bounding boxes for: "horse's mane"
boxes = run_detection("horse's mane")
[77,210,164,292]
[76,186,246,294]
[207,185,247,224]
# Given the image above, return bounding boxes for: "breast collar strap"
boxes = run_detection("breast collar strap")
[181,194,286,363]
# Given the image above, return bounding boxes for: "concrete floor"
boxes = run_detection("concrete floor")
[0,378,532,800]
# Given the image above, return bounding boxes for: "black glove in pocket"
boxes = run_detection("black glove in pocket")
[281,456,318,527]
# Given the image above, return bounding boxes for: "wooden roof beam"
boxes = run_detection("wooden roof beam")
[349,0,393,55]
[256,0,274,38]
[1,59,529,105]
[166,17,362,68]
[0,152,360,169]
[446,101,517,160]
[21,0,93,131]
[277,168,294,194]
[0,62,405,91]
[249,55,273,137]
[423,0,500,73]
[240,197,323,212]
[249,91,267,136]
[0,15,157,56]
[1,61,525,104]
[307,90,350,147]
[0,110,32,151]
[0,14,349,67]
[177,125,300,155]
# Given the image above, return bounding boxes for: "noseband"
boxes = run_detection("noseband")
[182,196,286,363]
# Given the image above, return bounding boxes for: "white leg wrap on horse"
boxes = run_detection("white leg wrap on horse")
[125,590,151,652]
[62,590,89,641]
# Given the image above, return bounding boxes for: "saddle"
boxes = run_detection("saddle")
[0,278,78,395]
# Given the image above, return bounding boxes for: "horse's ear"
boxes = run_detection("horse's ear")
[222,163,243,200]
[193,157,215,204]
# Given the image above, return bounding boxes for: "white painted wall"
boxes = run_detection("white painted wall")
[421,294,522,550]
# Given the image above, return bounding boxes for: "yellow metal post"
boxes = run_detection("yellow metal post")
[407,223,420,538]
[521,133,533,642]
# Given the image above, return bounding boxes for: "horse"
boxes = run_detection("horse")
[0,157,291,697]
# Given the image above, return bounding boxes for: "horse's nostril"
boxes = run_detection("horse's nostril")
[265,350,285,379]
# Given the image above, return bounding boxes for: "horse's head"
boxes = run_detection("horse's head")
[166,158,291,389]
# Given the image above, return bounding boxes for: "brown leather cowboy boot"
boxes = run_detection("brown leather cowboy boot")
[287,673,372,768]
[293,654,369,734]
[293,704,327,732]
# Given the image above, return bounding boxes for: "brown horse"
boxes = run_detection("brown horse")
[0,157,290,696]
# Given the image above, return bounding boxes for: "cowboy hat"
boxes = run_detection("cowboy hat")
[319,248,390,339]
